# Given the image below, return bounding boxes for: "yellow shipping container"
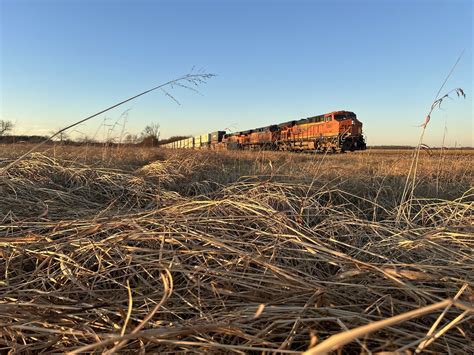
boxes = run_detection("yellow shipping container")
[183,137,193,149]
[194,136,201,148]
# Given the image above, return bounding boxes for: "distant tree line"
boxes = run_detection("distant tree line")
[0,119,189,147]
[0,135,49,144]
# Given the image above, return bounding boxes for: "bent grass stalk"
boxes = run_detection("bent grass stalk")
[398,51,465,222]
[0,72,215,175]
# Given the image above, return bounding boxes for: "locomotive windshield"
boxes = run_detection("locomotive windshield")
[334,113,356,121]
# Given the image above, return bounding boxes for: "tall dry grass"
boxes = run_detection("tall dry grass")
[0,145,472,353]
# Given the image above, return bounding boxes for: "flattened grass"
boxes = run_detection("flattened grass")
[0,146,472,353]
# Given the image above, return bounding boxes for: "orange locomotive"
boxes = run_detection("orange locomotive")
[223,110,366,152]
[162,110,366,153]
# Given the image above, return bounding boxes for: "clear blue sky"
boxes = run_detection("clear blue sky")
[1,0,472,146]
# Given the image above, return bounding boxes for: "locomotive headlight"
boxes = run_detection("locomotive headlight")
[351,120,354,125]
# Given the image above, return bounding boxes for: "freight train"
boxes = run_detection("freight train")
[161,110,366,153]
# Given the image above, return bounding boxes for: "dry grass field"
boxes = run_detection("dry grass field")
[0,144,472,353]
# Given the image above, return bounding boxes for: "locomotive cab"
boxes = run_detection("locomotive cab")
[333,111,366,151]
